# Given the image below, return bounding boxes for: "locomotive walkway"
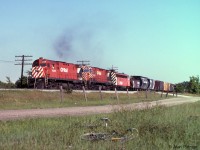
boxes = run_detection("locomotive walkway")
[0,95,199,121]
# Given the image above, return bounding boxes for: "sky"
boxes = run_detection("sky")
[0,0,199,83]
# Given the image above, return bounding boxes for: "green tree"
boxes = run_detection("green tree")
[188,76,200,94]
[15,76,28,88]
[175,83,185,93]
[0,77,15,88]
[0,81,6,88]
[5,76,15,88]
[6,76,11,84]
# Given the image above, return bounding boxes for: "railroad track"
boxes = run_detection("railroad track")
[0,88,138,94]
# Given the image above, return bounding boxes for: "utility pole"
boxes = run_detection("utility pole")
[15,55,32,87]
[110,65,118,72]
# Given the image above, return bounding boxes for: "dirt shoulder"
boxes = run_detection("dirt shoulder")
[0,96,199,121]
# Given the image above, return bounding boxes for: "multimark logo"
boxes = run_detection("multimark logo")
[60,68,68,73]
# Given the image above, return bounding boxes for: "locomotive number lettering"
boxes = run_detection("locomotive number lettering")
[60,67,68,73]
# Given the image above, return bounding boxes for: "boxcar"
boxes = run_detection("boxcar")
[154,80,164,91]
[163,82,170,92]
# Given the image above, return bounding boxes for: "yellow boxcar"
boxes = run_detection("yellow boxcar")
[164,82,170,92]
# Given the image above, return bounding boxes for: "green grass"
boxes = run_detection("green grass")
[0,101,199,150]
[179,92,200,97]
[0,90,173,110]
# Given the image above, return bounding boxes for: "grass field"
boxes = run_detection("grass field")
[0,101,199,149]
[0,90,173,110]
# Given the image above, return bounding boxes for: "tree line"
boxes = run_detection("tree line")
[0,76,28,88]
[175,76,200,94]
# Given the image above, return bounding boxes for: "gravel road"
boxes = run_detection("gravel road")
[0,95,199,121]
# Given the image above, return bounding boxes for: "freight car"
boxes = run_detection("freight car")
[130,76,155,91]
[154,80,164,91]
[154,80,174,92]
[130,76,149,90]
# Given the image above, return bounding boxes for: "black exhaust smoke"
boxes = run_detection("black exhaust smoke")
[54,30,74,58]
[53,22,106,65]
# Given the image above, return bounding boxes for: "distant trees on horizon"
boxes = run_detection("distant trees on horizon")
[175,75,200,94]
[0,77,15,88]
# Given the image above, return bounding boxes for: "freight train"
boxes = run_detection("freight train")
[28,57,174,92]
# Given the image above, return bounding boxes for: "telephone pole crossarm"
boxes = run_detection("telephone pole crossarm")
[15,55,33,87]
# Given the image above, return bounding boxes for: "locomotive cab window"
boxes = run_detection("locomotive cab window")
[40,63,46,67]
[32,60,39,67]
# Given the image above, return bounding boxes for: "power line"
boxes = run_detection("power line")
[77,60,90,66]
[0,59,15,63]
[109,65,118,72]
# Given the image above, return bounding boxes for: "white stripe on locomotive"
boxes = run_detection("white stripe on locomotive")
[110,72,117,85]
[32,66,44,78]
